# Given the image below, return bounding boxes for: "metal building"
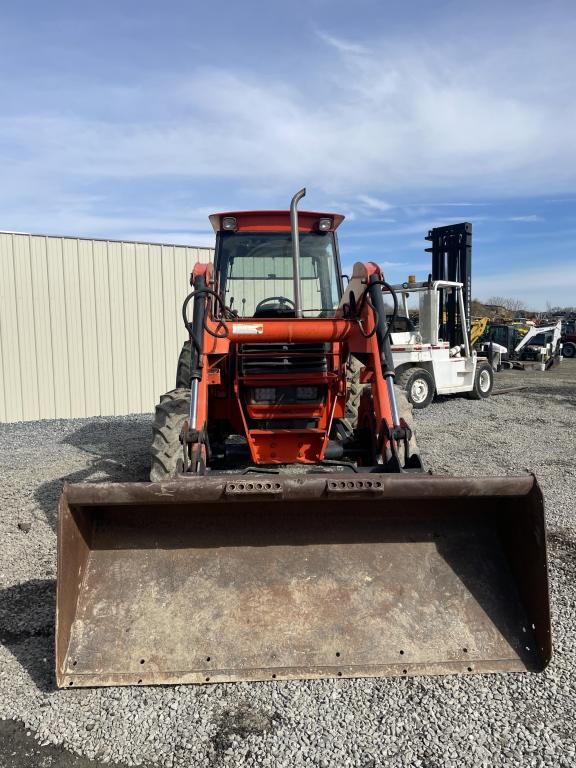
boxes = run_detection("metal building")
[0,232,213,423]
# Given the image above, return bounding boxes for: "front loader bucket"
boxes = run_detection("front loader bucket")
[56,474,551,688]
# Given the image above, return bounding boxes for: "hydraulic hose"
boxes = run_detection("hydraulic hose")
[355,279,399,341]
[367,275,401,428]
[182,287,233,340]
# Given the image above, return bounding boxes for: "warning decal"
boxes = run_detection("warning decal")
[231,324,264,335]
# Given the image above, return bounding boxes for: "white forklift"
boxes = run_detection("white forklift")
[389,279,493,408]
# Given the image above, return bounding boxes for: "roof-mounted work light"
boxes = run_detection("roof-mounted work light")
[222,216,237,231]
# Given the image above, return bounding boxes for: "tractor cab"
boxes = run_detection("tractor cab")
[209,210,345,318]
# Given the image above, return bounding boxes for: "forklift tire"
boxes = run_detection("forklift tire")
[563,342,576,358]
[468,362,494,400]
[150,388,190,482]
[176,340,192,388]
[396,367,435,409]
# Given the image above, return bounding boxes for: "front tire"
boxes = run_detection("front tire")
[468,361,494,400]
[396,367,435,409]
[150,388,190,482]
[343,355,366,430]
[394,385,422,466]
[355,384,422,466]
[563,342,576,358]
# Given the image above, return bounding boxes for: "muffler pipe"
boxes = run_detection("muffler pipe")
[290,188,306,318]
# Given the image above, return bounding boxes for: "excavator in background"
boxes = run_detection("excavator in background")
[470,316,490,347]
[56,190,551,688]
[478,321,562,370]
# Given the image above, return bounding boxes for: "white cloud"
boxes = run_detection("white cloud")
[357,195,394,212]
[381,261,413,268]
[423,202,491,207]
[316,31,371,56]
[1,13,576,240]
[1,18,575,201]
[507,215,544,222]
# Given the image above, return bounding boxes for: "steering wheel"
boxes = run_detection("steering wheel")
[254,296,295,313]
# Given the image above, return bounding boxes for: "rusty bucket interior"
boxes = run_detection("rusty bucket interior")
[56,474,551,688]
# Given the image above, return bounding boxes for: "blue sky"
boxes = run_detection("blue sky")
[1,0,575,309]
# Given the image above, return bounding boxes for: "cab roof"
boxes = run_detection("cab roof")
[209,210,345,233]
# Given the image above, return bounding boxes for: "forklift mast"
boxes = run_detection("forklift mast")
[426,223,472,347]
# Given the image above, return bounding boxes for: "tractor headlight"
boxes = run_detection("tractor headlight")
[317,218,332,232]
[254,387,276,402]
[296,386,319,401]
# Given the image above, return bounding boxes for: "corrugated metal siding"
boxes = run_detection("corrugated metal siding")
[0,233,213,422]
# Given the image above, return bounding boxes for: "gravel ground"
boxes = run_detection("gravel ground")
[1,361,575,767]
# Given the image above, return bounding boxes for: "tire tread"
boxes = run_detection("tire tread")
[150,388,190,482]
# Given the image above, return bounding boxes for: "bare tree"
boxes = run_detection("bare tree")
[470,298,487,316]
[486,296,526,312]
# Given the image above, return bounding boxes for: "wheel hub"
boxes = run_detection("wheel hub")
[479,369,491,392]
[411,378,429,404]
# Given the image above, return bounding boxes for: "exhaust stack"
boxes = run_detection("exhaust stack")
[290,187,306,318]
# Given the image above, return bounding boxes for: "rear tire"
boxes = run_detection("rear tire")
[468,361,494,400]
[563,342,576,358]
[176,340,192,388]
[150,388,190,482]
[396,367,435,409]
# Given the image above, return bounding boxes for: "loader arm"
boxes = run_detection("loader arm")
[181,259,409,470]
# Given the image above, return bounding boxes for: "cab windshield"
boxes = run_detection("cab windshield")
[528,332,553,346]
[216,232,341,317]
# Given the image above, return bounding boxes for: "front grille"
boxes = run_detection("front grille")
[249,419,318,430]
[248,385,324,404]
[240,343,329,375]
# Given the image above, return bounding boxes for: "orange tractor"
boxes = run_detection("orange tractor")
[56,190,551,688]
